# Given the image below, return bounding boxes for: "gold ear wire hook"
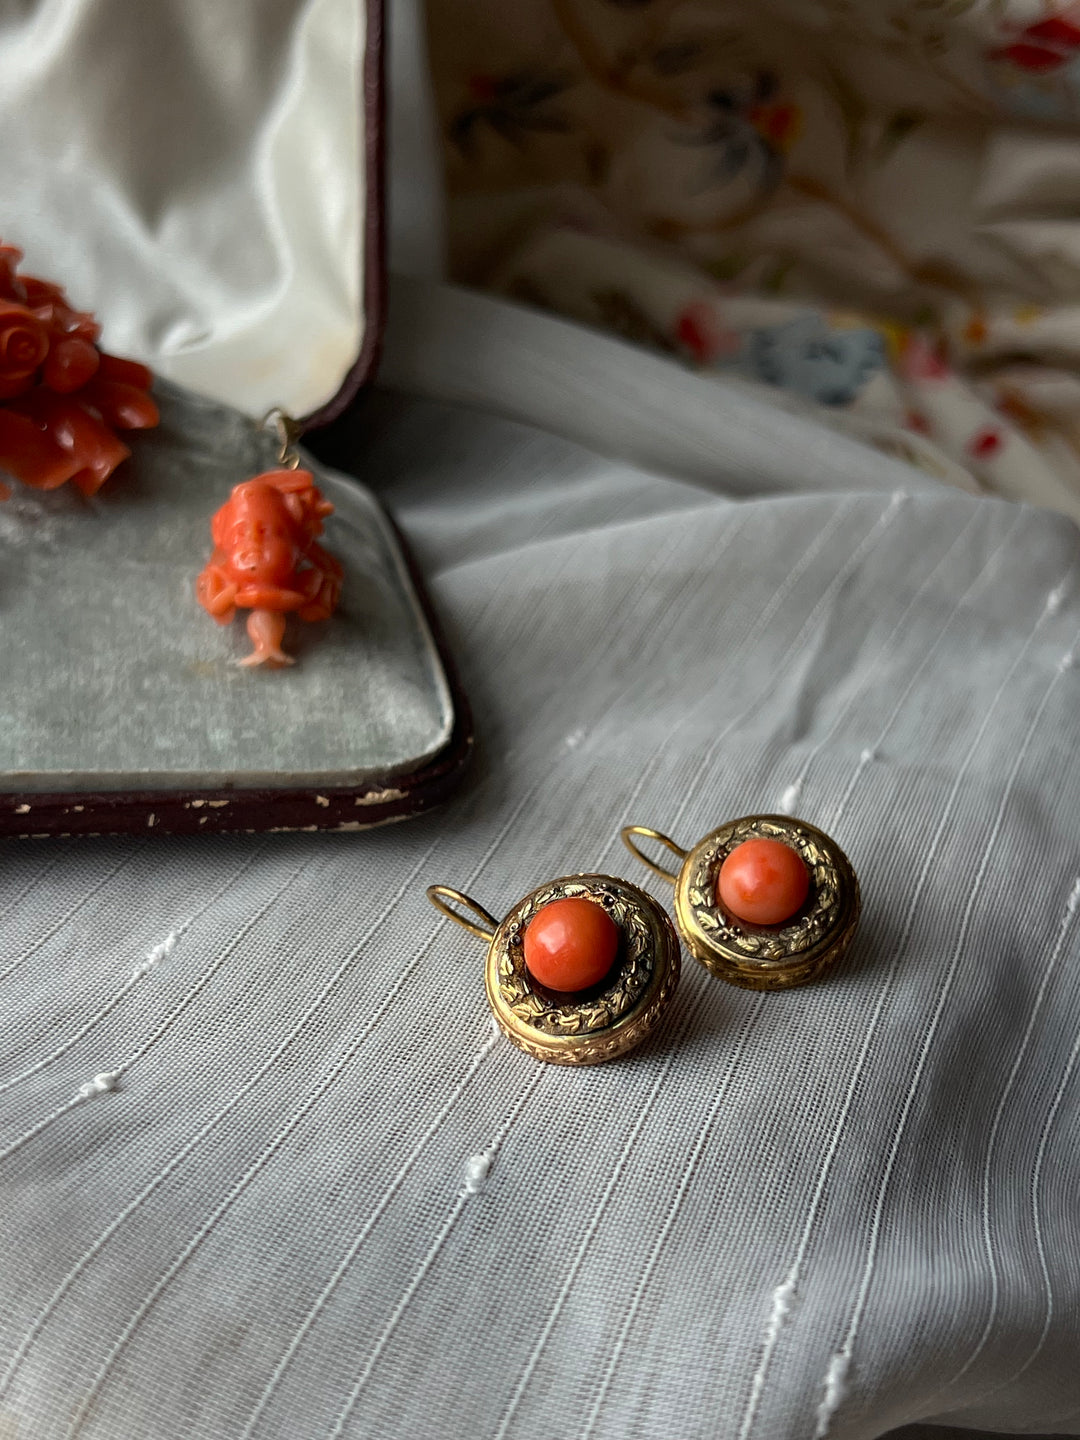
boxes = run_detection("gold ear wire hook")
[619,826,688,885]
[425,885,499,942]
[261,408,303,470]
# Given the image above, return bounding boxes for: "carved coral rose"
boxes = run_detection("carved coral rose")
[0,301,50,400]
[0,240,159,497]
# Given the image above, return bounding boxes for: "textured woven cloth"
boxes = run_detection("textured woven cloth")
[424,0,1080,517]
[2,288,1080,1440]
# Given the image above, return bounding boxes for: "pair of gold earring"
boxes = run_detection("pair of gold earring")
[427,812,861,1066]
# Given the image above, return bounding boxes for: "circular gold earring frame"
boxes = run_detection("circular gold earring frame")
[427,873,680,1065]
[622,815,860,990]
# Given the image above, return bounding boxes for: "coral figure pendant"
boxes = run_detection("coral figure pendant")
[196,466,343,668]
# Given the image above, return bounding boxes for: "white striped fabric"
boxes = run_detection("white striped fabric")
[1,291,1079,1440]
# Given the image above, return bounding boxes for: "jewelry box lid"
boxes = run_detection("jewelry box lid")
[0,0,476,840]
[0,0,384,428]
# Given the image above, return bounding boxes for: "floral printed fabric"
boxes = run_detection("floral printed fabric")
[426,0,1080,518]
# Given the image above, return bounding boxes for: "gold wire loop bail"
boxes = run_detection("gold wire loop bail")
[262,408,303,471]
[426,885,499,943]
[619,826,688,885]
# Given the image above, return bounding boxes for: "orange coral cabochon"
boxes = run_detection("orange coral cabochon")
[523,896,620,992]
[716,838,810,926]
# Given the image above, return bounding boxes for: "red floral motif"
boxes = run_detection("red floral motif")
[904,409,932,436]
[673,301,739,364]
[968,427,1005,461]
[0,240,158,501]
[747,102,802,152]
[1027,14,1080,45]
[898,332,950,382]
[991,7,1080,71]
[196,469,344,668]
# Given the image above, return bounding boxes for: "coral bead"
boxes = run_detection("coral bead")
[523,897,619,993]
[717,839,810,926]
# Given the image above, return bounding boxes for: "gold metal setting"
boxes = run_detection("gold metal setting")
[261,407,303,470]
[621,815,861,990]
[426,873,680,1065]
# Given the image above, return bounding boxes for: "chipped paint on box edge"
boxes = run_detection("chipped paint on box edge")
[357,787,405,805]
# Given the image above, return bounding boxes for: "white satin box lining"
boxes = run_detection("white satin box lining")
[0,0,367,421]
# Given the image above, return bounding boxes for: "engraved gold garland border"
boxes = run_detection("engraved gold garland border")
[497,954,681,1066]
[495,876,659,1036]
[680,816,852,966]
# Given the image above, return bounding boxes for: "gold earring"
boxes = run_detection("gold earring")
[620,814,860,990]
[426,872,680,1065]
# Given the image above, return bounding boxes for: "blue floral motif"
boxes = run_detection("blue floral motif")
[678,72,796,196]
[743,314,885,407]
